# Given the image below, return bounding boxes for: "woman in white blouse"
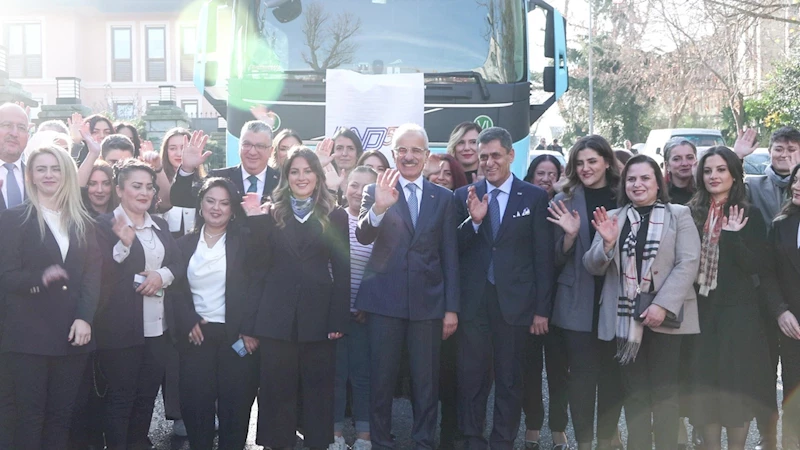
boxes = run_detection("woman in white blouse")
[0,144,100,449]
[170,177,261,450]
[94,159,184,450]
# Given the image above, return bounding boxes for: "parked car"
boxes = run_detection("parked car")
[743,148,770,176]
[643,128,726,168]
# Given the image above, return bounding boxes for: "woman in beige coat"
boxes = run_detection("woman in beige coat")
[584,155,701,450]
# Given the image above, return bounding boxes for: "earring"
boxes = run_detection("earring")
[199,210,204,218]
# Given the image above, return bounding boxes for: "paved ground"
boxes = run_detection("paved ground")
[148,371,783,449]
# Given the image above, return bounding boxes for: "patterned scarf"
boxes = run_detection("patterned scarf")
[616,203,666,364]
[697,198,726,296]
[291,195,315,219]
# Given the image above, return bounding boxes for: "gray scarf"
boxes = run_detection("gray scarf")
[291,196,315,218]
[766,165,791,194]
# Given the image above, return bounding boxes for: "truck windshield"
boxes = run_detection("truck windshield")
[247,0,525,84]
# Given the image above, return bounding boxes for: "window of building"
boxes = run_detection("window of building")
[146,26,167,82]
[111,27,133,82]
[6,23,42,78]
[114,102,136,120]
[180,26,196,81]
[146,100,160,109]
[181,99,199,117]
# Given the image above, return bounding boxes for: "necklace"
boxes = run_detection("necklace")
[204,229,226,239]
[138,228,157,250]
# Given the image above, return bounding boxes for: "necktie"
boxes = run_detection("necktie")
[246,175,259,194]
[487,188,501,284]
[406,183,418,228]
[4,163,22,208]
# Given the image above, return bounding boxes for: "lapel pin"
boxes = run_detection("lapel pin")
[517,192,522,195]
[430,194,435,198]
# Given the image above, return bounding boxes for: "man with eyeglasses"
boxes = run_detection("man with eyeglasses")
[355,123,460,450]
[171,120,280,206]
[0,102,30,449]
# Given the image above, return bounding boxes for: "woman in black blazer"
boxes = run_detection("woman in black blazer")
[0,144,100,450]
[769,164,800,447]
[170,177,260,450]
[94,159,184,450]
[242,147,350,450]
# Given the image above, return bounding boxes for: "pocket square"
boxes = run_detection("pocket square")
[513,207,531,218]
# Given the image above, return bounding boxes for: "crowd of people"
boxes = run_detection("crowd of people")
[0,99,799,450]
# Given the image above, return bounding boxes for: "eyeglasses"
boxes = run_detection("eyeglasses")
[241,142,271,152]
[0,122,29,134]
[393,146,427,157]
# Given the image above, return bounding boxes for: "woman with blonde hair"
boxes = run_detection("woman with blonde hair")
[243,146,349,450]
[446,122,482,183]
[0,144,100,449]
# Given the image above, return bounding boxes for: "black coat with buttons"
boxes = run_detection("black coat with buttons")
[0,205,101,355]
[94,212,184,350]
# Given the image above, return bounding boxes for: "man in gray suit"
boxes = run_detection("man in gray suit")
[356,123,460,450]
[0,101,30,449]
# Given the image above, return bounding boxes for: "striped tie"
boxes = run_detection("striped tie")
[406,183,418,228]
[487,188,500,284]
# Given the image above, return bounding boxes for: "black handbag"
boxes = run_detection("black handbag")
[634,292,683,329]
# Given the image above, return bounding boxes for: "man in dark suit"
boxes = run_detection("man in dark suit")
[0,101,30,449]
[170,121,280,206]
[356,123,460,450]
[453,127,555,450]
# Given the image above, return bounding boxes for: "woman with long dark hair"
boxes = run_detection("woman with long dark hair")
[0,144,99,450]
[170,177,260,450]
[94,159,184,450]
[430,153,468,191]
[243,147,349,450]
[585,155,701,449]
[159,127,207,238]
[525,154,563,199]
[686,147,774,450]
[356,150,390,174]
[115,123,142,158]
[547,135,624,450]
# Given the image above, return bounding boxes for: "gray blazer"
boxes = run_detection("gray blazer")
[551,185,598,333]
[583,203,701,341]
[745,173,784,234]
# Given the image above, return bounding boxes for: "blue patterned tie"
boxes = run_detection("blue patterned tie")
[406,183,418,228]
[487,188,501,284]
[4,163,22,208]
[246,175,258,194]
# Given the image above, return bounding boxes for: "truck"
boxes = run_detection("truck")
[193,0,568,177]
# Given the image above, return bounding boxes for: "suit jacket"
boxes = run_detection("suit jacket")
[94,213,184,350]
[746,173,785,233]
[170,165,280,208]
[0,162,26,212]
[169,226,261,346]
[550,186,598,332]
[583,203,701,339]
[768,214,800,319]
[355,178,460,320]
[0,205,100,355]
[248,208,350,342]
[454,176,555,326]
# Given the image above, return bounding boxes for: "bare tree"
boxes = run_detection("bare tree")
[704,0,800,25]
[301,2,362,71]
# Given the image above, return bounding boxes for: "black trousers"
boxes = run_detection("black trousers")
[368,313,442,450]
[522,327,569,433]
[179,323,259,450]
[457,283,529,450]
[162,338,182,420]
[439,330,459,446]
[781,333,800,439]
[257,337,336,449]
[755,311,780,443]
[97,335,170,450]
[68,353,106,450]
[0,352,16,449]
[557,326,623,444]
[5,352,88,450]
[621,329,682,450]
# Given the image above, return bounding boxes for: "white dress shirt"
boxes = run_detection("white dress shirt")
[158,206,196,234]
[242,166,267,195]
[112,206,175,337]
[42,207,69,261]
[0,159,24,207]
[369,175,424,226]
[188,226,227,324]
[472,175,513,232]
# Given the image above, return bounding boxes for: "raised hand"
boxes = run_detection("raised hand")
[547,200,581,236]
[42,264,69,287]
[111,218,136,247]
[315,137,334,168]
[372,168,401,216]
[180,130,210,173]
[733,128,758,159]
[79,122,100,156]
[789,149,800,170]
[466,185,489,224]
[324,164,346,192]
[721,204,749,232]
[67,112,85,144]
[591,207,619,250]
[139,149,162,172]
[241,192,268,216]
[140,140,154,155]
[250,105,275,128]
